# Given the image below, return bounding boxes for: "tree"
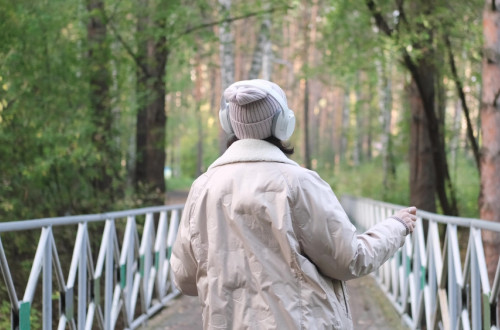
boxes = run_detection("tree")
[218,0,235,154]
[408,79,437,212]
[248,8,272,80]
[133,0,169,204]
[86,0,117,203]
[376,55,395,195]
[480,0,500,281]
[365,0,458,214]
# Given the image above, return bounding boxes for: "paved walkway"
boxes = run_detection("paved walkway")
[144,275,406,330]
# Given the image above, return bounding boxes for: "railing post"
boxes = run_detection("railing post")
[471,228,482,330]
[167,210,180,262]
[43,227,53,330]
[154,211,168,297]
[139,213,154,310]
[78,223,88,330]
[0,236,19,318]
[105,220,114,330]
[447,225,461,330]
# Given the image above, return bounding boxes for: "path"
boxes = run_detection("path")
[143,275,405,330]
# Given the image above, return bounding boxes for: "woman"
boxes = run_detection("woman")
[171,79,416,329]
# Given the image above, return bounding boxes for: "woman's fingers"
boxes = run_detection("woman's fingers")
[393,206,418,234]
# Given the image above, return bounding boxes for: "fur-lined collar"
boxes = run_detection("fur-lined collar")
[208,139,299,170]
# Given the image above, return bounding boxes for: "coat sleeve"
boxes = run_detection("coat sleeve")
[171,191,199,296]
[292,171,407,281]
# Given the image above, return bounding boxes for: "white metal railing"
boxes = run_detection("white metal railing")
[341,195,500,330]
[0,204,183,330]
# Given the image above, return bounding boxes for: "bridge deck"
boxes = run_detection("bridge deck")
[143,275,406,330]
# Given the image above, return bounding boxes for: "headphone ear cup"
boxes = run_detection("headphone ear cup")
[272,109,296,140]
[219,97,233,134]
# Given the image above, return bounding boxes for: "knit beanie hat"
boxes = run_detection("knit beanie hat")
[223,79,288,140]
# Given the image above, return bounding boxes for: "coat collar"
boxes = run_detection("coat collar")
[208,139,299,170]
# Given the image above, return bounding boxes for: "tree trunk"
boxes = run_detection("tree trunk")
[135,1,168,204]
[354,74,363,166]
[408,79,437,213]
[86,0,114,202]
[365,87,373,162]
[303,79,311,169]
[248,7,271,79]
[480,0,500,282]
[339,89,350,163]
[301,1,312,169]
[360,71,372,162]
[261,13,273,81]
[376,57,394,194]
[450,99,462,178]
[195,61,204,177]
[404,51,458,215]
[218,0,235,154]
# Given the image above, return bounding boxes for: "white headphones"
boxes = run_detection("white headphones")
[219,80,296,141]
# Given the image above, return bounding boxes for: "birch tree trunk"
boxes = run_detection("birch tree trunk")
[354,73,363,166]
[261,18,273,80]
[303,79,311,169]
[480,0,500,281]
[301,1,312,169]
[376,57,394,193]
[248,8,271,79]
[339,90,350,163]
[195,60,204,177]
[449,99,462,176]
[218,0,235,153]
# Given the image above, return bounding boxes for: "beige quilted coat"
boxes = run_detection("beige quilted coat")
[171,139,407,330]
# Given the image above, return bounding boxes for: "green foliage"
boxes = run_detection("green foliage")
[320,1,394,84]
[166,176,195,191]
[0,299,10,330]
[452,153,480,218]
[320,150,479,217]
[0,0,216,220]
[322,157,409,206]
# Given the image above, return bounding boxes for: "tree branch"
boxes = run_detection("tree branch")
[444,35,481,170]
[365,0,393,36]
[395,0,408,28]
[173,5,292,42]
[102,10,150,77]
[104,5,291,76]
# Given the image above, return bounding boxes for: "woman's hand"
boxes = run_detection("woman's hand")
[391,206,417,235]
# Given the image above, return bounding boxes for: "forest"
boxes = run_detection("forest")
[2,0,500,326]
[1,0,499,225]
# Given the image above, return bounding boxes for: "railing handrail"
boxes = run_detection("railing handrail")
[0,204,184,232]
[349,195,500,231]
[341,195,500,330]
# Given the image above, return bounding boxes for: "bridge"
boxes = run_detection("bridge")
[0,196,499,330]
